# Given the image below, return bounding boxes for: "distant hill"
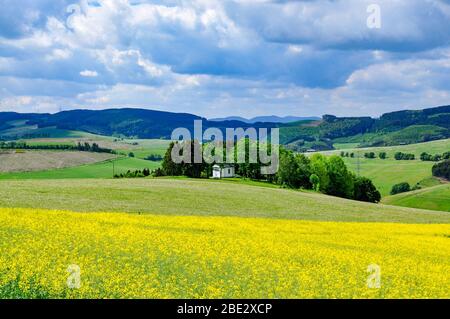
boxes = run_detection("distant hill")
[1,108,277,140]
[0,105,449,149]
[210,115,320,124]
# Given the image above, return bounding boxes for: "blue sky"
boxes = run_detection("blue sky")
[0,0,450,118]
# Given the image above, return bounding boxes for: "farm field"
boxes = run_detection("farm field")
[0,207,449,299]
[326,139,450,159]
[321,139,450,196]
[0,179,448,224]
[0,150,116,173]
[341,158,435,196]
[383,184,450,212]
[0,157,159,179]
[20,135,171,159]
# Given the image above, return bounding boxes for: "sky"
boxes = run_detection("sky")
[0,0,450,118]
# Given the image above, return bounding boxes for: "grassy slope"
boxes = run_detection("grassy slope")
[0,178,448,224]
[326,139,450,158]
[341,157,434,196]
[0,157,160,179]
[333,125,448,146]
[21,136,171,159]
[383,184,450,212]
[322,139,450,196]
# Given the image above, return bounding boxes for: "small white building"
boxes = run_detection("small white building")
[212,164,235,179]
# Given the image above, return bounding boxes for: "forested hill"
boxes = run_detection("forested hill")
[1,108,277,140]
[282,105,450,150]
[0,105,449,146]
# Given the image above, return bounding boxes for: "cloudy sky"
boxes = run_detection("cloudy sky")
[1,0,450,118]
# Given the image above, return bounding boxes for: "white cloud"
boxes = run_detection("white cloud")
[80,70,99,77]
[0,0,450,117]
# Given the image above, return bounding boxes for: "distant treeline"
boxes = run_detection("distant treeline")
[0,141,114,154]
[114,169,152,179]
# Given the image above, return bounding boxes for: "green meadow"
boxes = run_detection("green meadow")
[383,184,450,212]
[324,139,450,196]
[0,157,160,180]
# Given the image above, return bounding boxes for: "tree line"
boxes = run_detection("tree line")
[0,141,114,154]
[420,151,450,162]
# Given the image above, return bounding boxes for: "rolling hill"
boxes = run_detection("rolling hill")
[0,178,448,223]
[1,105,450,150]
[210,115,320,123]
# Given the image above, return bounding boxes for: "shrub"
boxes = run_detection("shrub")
[145,154,163,161]
[390,182,411,195]
[379,152,387,159]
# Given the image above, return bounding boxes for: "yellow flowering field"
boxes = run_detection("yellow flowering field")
[0,207,449,299]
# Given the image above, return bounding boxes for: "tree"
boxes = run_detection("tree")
[353,176,381,203]
[379,152,387,159]
[295,153,312,189]
[161,142,182,176]
[390,182,411,195]
[310,174,320,192]
[309,154,330,192]
[432,160,450,180]
[326,155,354,199]
[277,149,301,188]
[128,152,135,158]
[180,140,205,178]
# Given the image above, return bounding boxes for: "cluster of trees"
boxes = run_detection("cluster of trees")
[364,152,387,159]
[420,151,450,162]
[114,168,151,179]
[394,152,415,160]
[275,151,380,202]
[161,140,274,180]
[432,160,450,180]
[390,182,411,195]
[145,154,163,162]
[340,152,355,158]
[0,141,114,154]
[160,141,381,203]
[364,152,376,159]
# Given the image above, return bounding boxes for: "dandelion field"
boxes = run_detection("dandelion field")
[0,208,449,299]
